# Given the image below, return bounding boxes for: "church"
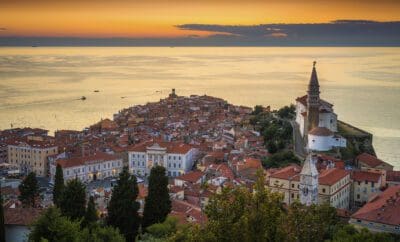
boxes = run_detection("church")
[295,62,346,151]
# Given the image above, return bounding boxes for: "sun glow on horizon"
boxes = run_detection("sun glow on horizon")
[1,0,400,38]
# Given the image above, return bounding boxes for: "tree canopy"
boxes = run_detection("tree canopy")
[142,166,171,229]
[18,172,39,207]
[29,207,125,242]
[59,179,86,220]
[107,166,140,241]
[82,196,98,228]
[53,164,64,207]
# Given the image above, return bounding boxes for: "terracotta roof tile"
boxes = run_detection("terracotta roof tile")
[352,186,400,226]
[352,170,381,183]
[356,153,385,168]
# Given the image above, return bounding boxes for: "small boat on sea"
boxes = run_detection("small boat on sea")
[94,90,100,93]
[80,96,86,100]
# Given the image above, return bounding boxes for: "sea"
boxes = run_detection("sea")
[0,47,399,168]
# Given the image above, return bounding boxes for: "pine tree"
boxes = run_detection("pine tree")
[142,166,171,228]
[82,196,98,228]
[29,207,81,242]
[53,164,64,207]
[59,178,86,220]
[18,172,39,207]
[107,166,140,241]
[0,189,5,242]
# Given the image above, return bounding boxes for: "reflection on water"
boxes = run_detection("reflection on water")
[0,47,399,168]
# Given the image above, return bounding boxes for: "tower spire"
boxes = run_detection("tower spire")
[306,61,320,132]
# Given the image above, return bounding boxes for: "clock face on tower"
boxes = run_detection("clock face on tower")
[302,187,309,196]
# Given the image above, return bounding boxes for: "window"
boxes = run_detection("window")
[357,194,360,199]
[371,182,375,188]
[322,188,326,193]
[291,193,294,198]
[292,184,294,188]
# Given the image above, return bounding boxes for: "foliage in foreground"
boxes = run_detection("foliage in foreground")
[155,171,397,242]
[29,207,124,242]
[59,178,86,220]
[52,164,64,207]
[18,172,39,207]
[107,166,140,241]
[262,150,301,168]
[142,166,171,228]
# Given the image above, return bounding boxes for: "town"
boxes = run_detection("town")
[1,63,399,241]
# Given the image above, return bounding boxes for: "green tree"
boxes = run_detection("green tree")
[262,151,301,168]
[277,104,296,119]
[18,172,39,207]
[29,207,81,242]
[59,179,86,220]
[79,224,125,242]
[252,105,264,115]
[53,164,64,207]
[267,141,278,154]
[82,196,98,228]
[332,225,397,242]
[0,189,5,242]
[201,170,284,242]
[107,166,140,241]
[142,166,171,228]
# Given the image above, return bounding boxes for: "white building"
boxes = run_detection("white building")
[128,141,198,177]
[295,62,346,151]
[49,152,123,183]
[308,127,346,151]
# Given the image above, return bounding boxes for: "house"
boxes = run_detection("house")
[268,157,351,209]
[351,170,383,207]
[349,185,400,234]
[355,153,393,171]
[387,171,400,187]
[174,171,205,187]
[128,141,198,177]
[7,136,58,176]
[49,152,123,183]
[4,207,42,242]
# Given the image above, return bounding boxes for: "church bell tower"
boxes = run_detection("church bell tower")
[299,153,319,206]
[307,61,320,132]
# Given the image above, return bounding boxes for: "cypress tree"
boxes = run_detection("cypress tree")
[18,172,39,207]
[53,164,64,207]
[107,166,140,241]
[0,189,5,242]
[60,178,86,220]
[142,166,171,228]
[82,196,98,228]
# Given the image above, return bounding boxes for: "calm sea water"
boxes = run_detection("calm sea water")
[0,47,399,168]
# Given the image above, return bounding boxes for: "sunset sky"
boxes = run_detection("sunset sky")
[1,0,400,46]
[1,0,400,38]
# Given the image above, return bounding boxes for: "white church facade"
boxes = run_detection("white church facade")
[295,62,346,151]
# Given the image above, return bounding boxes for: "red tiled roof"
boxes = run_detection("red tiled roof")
[308,127,333,136]
[57,151,119,168]
[5,207,43,226]
[356,153,385,168]
[269,165,301,180]
[387,171,400,182]
[319,168,349,186]
[129,140,194,154]
[352,186,400,226]
[175,171,204,183]
[352,170,381,183]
